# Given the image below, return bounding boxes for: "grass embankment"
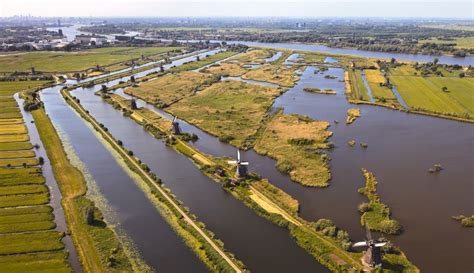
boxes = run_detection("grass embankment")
[347,69,370,101]
[346,108,361,125]
[229,48,274,64]
[0,47,182,73]
[253,113,333,187]
[168,80,285,149]
[201,63,248,77]
[169,51,239,72]
[65,90,246,273]
[303,87,336,95]
[242,64,301,87]
[389,66,474,120]
[0,81,71,272]
[31,108,136,272]
[124,71,219,107]
[358,169,402,235]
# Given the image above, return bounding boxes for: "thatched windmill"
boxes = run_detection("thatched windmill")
[353,225,387,269]
[227,150,249,178]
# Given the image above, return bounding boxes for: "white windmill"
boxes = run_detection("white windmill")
[171,116,181,135]
[353,225,387,269]
[227,150,249,178]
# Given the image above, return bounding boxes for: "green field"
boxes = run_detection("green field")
[418,36,474,49]
[390,73,474,118]
[364,69,397,101]
[0,47,181,72]
[0,81,51,96]
[125,71,218,107]
[348,69,371,101]
[168,80,283,148]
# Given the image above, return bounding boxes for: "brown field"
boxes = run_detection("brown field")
[254,113,333,187]
[242,64,300,87]
[124,71,217,107]
[201,63,248,77]
[168,80,284,148]
[0,134,29,143]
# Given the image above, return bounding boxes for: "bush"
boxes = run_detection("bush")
[276,160,294,174]
[379,219,402,234]
[312,218,334,231]
[288,138,315,146]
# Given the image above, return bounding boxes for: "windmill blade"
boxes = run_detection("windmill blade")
[365,223,373,241]
[237,150,241,161]
[374,242,387,247]
[240,161,249,165]
[228,161,238,164]
[172,116,177,123]
[352,241,368,247]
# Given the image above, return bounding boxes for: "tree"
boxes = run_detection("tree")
[442,86,448,92]
[130,76,135,83]
[433,58,439,65]
[459,72,465,78]
[390,58,396,64]
[101,85,107,93]
[85,207,94,225]
[38,156,44,165]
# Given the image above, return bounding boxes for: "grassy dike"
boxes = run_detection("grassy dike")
[31,107,137,273]
[100,92,420,272]
[60,89,246,273]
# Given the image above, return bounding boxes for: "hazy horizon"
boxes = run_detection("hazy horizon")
[1,0,473,19]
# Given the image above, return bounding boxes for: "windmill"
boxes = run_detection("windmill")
[352,224,386,269]
[228,150,249,178]
[171,116,181,135]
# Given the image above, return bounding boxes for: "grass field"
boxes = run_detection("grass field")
[254,113,333,187]
[201,63,248,77]
[0,124,27,135]
[0,81,52,96]
[168,80,283,148]
[230,48,274,64]
[364,69,397,101]
[418,37,474,49]
[390,71,474,119]
[0,47,181,73]
[0,251,71,273]
[358,169,402,235]
[124,71,217,107]
[242,64,300,87]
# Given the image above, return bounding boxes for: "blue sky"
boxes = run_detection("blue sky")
[1,0,472,18]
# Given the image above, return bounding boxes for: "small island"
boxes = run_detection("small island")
[303,87,336,95]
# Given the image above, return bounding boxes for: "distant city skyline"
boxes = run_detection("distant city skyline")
[1,0,472,19]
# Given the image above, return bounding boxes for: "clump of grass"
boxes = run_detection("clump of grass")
[452,215,474,227]
[346,108,361,125]
[358,169,403,235]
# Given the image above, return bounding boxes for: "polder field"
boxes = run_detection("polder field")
[0,46,182,73]
[389,64,474,120]
[0,81,71,272]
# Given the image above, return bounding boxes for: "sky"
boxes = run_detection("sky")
[1,0,472,18]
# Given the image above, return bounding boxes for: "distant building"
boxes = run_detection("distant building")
[75,34,108,45]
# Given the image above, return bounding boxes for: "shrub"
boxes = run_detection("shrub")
[358,202,370,213]
[276,160,294,174]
